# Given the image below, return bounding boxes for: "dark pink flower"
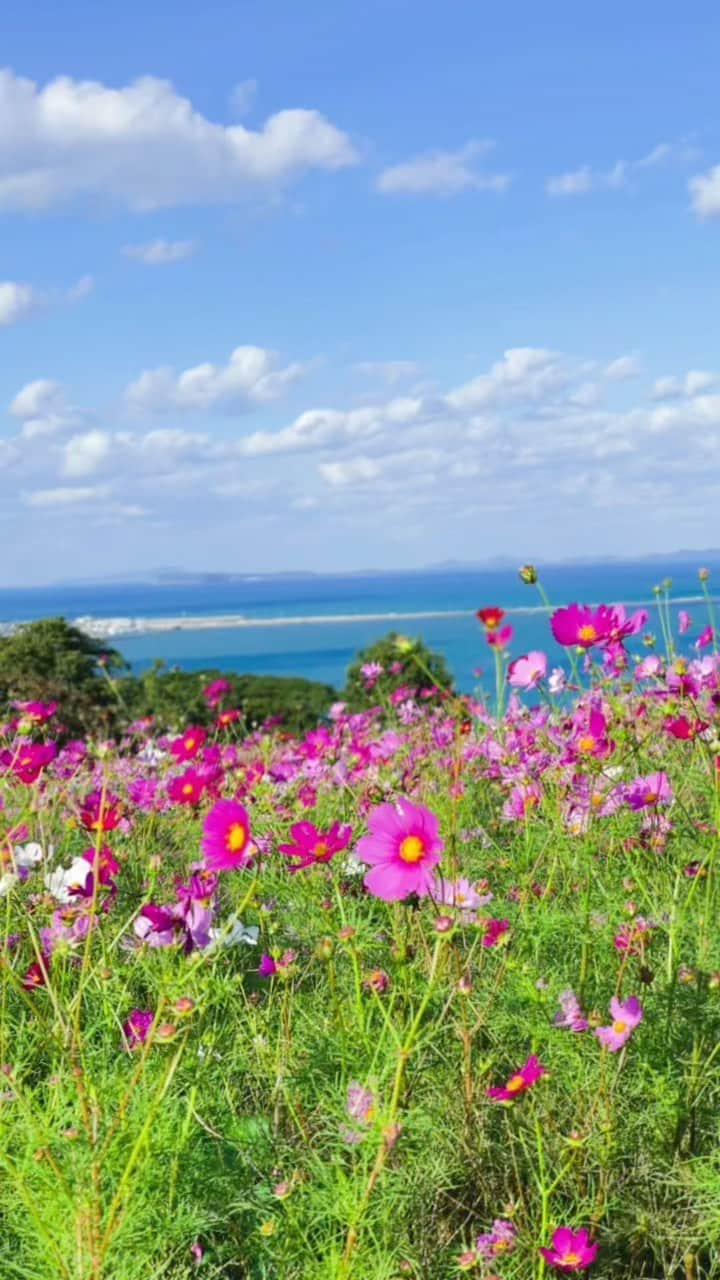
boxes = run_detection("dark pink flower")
[122,1009,154,1049]
[539,1226,597,1271]
[486,1054,547,1102]
[279,820,353,871]
[551,604,614,649]
[201,799,253,871]
[169,727,207,762]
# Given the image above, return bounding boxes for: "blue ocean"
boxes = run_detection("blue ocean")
[0,561,716,692]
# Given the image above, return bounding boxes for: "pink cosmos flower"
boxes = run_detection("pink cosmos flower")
[551,604,614,649]
[486,1054,547,1102]
[201,799,253,871]
[696,624,713,650]
[79,790,122,833]
[539,1227,597,1271]
[341,1081,376,1143]
[554,989,589,1032]
[356,798,444,902]
[435,876,492,923]
[625,772,672,811]
[279,820,353,871]
[507,651,547,689]
[481,917,510,948]
[167,769,206,806]
[548,666,567,694]
[122,1009,154,1049]
[595,995,642,1051]
[486,624,514,649]
[6,741,57,785]
[169,727,207,762]
[476,1218,517,1260]
[13,700,58,724]
[203,678,232,708]
[678,610,692,635]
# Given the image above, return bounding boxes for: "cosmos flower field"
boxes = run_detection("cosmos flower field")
[2,580,720,1279]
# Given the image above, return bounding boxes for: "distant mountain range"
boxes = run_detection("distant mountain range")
[39,549,720,590]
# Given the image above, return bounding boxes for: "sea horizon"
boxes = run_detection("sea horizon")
[1,557,716,694]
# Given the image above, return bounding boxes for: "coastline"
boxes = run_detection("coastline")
[0,593,715,640]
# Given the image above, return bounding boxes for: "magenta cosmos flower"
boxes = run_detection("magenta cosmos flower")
[486,1053,547,1102]
[201,799,253,871]
[279,820,353,871]
[539,1226,597,1271]
[356,798,444,901]
[595,994,642,1051]
[551,604,614,649]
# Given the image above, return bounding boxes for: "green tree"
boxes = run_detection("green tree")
[343,631,454,710]
[120,663,338,736]
[0,617,126,736]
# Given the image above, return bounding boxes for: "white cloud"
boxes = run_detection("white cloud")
[445,347,565,410]
[689,166,720,218]
[0,68,357,212]
[62,430,111,477]
[0,282,41,327]
[126,344,307,412]
[319,456,381,486]
[604,355,642,380]
[0,275,93,327]
[546,160,626,197]
[9,379,65,419]
[123,239,197,265]
[685,369,715,395]
[548,141,695,198]
[653,370,715,399]
[8,379,91,439]
[24,485,110,507]
[377,141,508,196]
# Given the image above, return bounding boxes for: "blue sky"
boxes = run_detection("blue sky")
[2,0,720,583]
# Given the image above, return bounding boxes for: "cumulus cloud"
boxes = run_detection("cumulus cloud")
[62,430,112,477]
[125,344,308,413]
[0,282,42,327]
[123,239,197,265]
[689,166,720,218]
[377,141,508,196]
[0,68,357,212]
[8,379,91,439]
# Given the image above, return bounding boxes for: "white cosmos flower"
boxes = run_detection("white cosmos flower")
[207,917,259,950]
[44,857,92,903]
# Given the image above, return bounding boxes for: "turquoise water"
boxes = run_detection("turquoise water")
[0,562,716,692]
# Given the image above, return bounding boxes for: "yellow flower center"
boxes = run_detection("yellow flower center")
[182,784,194,796]
[226,823,247,852]
[577,624,597,643]
[644,791,658,804]
[184,737,196,750]
[561,1253,581,1266]
[612,1019,627,1034]
[398,835,425,863]
[313,841,330,860]
[576,734,596,753]
[506,1074,526,1093]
